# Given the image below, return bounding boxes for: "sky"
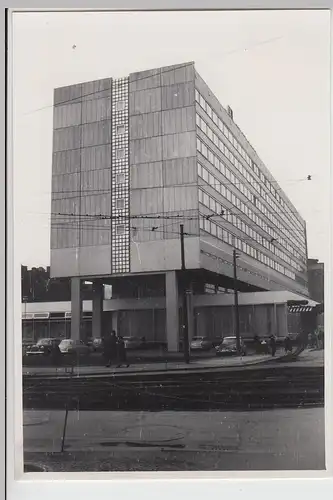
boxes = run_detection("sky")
[12,10,330,267]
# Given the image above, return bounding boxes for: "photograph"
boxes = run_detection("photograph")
[12,8,328,473]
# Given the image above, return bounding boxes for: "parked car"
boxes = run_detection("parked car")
[123,337,144,350]
[25,338,61,357]
[58,339,91,356]
[215,336,247,356]
[190,336,213,351]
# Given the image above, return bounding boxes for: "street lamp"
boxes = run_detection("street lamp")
[233,248,241,355]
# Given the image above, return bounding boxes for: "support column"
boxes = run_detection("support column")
[112,311,119,333]
[92,280,103,339]
[272,304,277,336]
[71,277,82,341]
[165,271,179,352]
[187,287,194,342]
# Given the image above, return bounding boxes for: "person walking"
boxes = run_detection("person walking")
[51,340,62,372]
[116,336,130,368]
[103,330,117,367]
[269,335,277,357]
[284,335,292,354]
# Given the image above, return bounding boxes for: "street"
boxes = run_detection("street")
[24,407,325,471]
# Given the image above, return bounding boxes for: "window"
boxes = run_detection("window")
[202,169,209,183]
[195,89,200,102]
[217,226,223,239]
[197,163,203,177]
[116,148,126,159]
[203,192,209,206]
[201,143,208,158]
[210,198,216,212]
[211,223,217,236]
[116,173,125,184]
[200,95,205,109]
[116,224,126,235]
[208,150,214,164]
[198,190,203,203]
[115,101,126,111]
[116,124,125,135]
[209,173,214,186]
[204,219,211,232]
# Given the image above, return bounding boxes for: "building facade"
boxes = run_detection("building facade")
[50,62,309,350]
[307,259,324,304]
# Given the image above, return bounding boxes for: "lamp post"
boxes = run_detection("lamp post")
[233,248,241,355]
[180,224,190,364]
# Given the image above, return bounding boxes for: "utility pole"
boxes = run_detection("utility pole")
[180,224,190,364]
[233,248,241,355]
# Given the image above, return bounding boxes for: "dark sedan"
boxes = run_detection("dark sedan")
[25,338,61,357]
[215,336,247,356]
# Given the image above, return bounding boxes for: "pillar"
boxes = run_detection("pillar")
[92,280,103,339]
[272,304,277,336]
[112,311,119,333]
[187,287,194,342]
[71,277,82,341]
[165,271,180,352]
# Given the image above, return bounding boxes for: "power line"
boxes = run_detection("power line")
[24,62,194,115]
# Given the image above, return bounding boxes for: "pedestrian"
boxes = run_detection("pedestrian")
[103,330,117,367]
[116,336,130,368]
[317,329,324,350]
[269,335,276,357]
[51,341,62,372]
[284,335,292,354]
[253,335,261,354]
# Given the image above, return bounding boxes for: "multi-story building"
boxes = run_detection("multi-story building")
[50,62,309,350]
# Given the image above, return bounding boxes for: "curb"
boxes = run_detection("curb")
[23,354,289,380]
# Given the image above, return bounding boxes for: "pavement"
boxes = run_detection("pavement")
[22,348,324,378]
[23,406,325,471]
[22,349,287,378]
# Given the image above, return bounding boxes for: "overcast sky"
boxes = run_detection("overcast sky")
[12,10,330,268]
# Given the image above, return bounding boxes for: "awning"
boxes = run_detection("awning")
[288,305,316,313]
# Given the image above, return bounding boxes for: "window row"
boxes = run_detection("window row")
[195,90,305,238]
[197,162,303,265]
[198,187,301,272]
[196,138,305,261]
[196,116,306,252]
[198,214,296,280]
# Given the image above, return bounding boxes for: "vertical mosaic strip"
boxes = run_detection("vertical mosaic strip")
[111,77,130,274]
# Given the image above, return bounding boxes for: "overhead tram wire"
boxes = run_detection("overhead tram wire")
[49,223,305,295]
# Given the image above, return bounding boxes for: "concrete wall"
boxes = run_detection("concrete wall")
[51,79,113,277]
[129,62,200,273]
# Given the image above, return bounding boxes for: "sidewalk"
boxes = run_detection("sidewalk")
[23,350,286,378]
